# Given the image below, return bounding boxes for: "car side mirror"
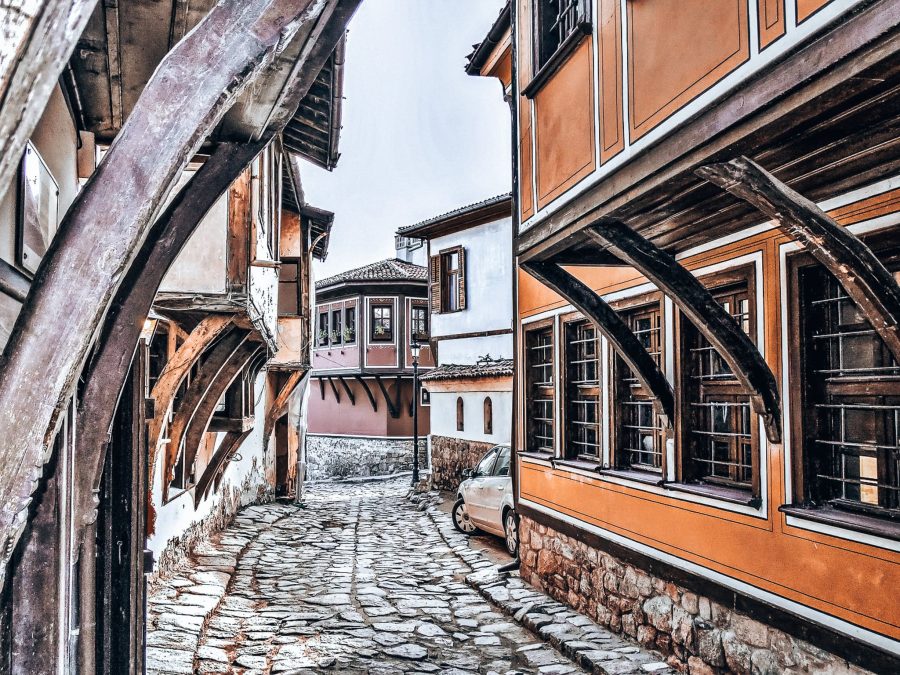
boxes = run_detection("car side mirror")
[462,468,474,479]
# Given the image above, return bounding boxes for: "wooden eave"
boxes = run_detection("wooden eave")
[398,196,513,241]
[519,1,900,263]
[314,281,427,302]
[465,1,511,77]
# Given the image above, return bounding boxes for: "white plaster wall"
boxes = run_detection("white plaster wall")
[148,369,273,561]
[437,334,513,365]
[430,217,513,339]
[429,390,512,445]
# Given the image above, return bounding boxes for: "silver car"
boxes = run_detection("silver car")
[452,444,517,556]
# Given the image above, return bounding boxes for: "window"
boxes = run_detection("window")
[525,323,555,454]
[411,305,429,341]
[484,397,493,435]
[791,255,900,531]
[344,305,356,343]
[564,319,600,460]
[370,303,393,342]
[474,447,497,476]
[317,311,329,347]
[331,309,342,345]
[535,0,590,70]
[457,397,465,432]
[679,268,758,499]
[493,446,511,476]
[430,247,466,313]
[613,295,666,474]
[278,260,300,316]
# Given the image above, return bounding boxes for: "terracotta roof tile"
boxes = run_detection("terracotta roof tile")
[316,258,427,289]
[420,359,514,382]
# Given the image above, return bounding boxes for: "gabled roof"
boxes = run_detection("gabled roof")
[316,258,427,290]
[465,2,511,76]
[420,359,514,382]
[396,193,512,241]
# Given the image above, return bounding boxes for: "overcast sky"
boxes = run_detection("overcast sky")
[300,0,511,279]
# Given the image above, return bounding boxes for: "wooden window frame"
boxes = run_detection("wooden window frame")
[456,396,465,432]
[410,304,429,342]
[675,264,761,504]
[523,0,592,98]
[524,318,556,456]
[561,313,602,463]
[609,291,667,479]
[317,310,329,347]
[370,302,394,343]
[785,238,900,540]
[484,396,493,435]
[330,308,343,346]
[432,246,466,314]
[277,258,301,317]
[344,304,356,344]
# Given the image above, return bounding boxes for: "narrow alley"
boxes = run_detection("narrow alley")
[146,479,672,674]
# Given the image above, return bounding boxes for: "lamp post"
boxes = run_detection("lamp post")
[410,340,421,485]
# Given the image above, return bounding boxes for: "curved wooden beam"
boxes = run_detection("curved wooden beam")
[697,156,900,364]
[337,375,355,405]
[181,343,264,486]
[375,375,400,419]
[263,369,308,445]
[522,261,675,427]
[193,430,252,507]
[0,0,330,583]
[162,328,250,498]
[585,218,782,442]
[327,376,341,403]
[356,376,377,412]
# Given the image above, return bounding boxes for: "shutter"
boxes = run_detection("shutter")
[457,246,467,310]
[429,254,442,313]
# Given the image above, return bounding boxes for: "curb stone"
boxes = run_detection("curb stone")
[421,495,675,675]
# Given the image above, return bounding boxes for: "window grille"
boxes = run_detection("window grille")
[526,325,555,454]
[565,319,600,460]
[536,0,589,69]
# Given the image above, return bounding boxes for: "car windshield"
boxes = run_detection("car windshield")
[493,447,510,476]
[475,450,497,476]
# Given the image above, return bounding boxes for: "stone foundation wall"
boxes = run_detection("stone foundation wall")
[305,435,428,481]
[519,516,871,675]
[430,435,496,491]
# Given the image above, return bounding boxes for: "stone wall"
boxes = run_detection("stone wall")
[305,435,428,481]
[430,434,496,491]
[518,516,871,675]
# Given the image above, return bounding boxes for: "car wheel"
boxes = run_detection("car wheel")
[503,509,519,556]
[452,498,477,534]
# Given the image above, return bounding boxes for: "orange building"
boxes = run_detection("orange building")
[468,1,900,672]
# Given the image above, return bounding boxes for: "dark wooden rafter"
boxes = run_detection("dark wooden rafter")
[697,156,900,364]
[180,342,264,485]
[337,376,355,405]
[193,430,252,507]
[522,261,675,426]
[0,0,333,582]
[162,328,250,498]
[327,376,341,403]
[263,368,307,447]
[0,0,98,205]
[356,376,377,412]
[584,218,782,442]
[318,377,326,400]
[374,375,400,419]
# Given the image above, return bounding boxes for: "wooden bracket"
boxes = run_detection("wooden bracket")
[337,376,355,405]
[697,155,900,365]
[522,261,675,427]
[585,218,782,443]
[356,376,377,412]
[262,367,307,448]
[193,429,253,507]
[318,377,326,400]
[375,375,400,419]
[327,376,341,404]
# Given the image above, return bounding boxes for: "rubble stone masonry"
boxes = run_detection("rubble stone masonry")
[305,434,428,480]
[430,434,496,491]
[518,516,873,674]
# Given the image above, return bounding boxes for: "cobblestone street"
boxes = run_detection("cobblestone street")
[147,479,671,674]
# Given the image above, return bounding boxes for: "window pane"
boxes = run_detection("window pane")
[527,326,555,454]
[565,320,600,460]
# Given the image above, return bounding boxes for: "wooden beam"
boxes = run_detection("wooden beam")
[0,257,30,303]
[193,429,252,507]
[337,375,355,405]
[375,375,400,419]
[181,342,263,484]
[162,328,250,499]
[697,156,900,365]
[584,218,782,442]
[356,376,377,412]
[0,1,98,205]
[263,368,307,447]
[0,0,331,582]
[522,261,675,426]
[318,376,325,400]
[327,376,341,404]
[394,375,403,417]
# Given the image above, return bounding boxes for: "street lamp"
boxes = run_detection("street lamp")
[410,340,421,485]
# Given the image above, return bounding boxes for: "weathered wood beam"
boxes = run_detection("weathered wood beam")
[522,261,675,426]
[181,342,263,483]
[0,257,30,302]
[697,156,900,364]
[327,376,341,404]
[0,0,98,205]
[374,375,400,419]
[584,218,782,442]
[337,375,355,405]
[162,328,250,499]
[356,376,377,412]
[0,0,330,584]
[263,368,307,446]
[193,429,252,507]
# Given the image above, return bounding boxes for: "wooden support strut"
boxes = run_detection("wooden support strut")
[327,376,341,403]
[522,261,675,426]
[0,0,331,585]
[697,155,900,365]
[262,368,307,448]
[337,376,355,405]
[584,218,782,443]
[374,375,400,419]
[356,376,377,412]
[194,430,252,507]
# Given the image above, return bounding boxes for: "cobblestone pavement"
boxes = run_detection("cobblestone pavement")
[147,478,670,674]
